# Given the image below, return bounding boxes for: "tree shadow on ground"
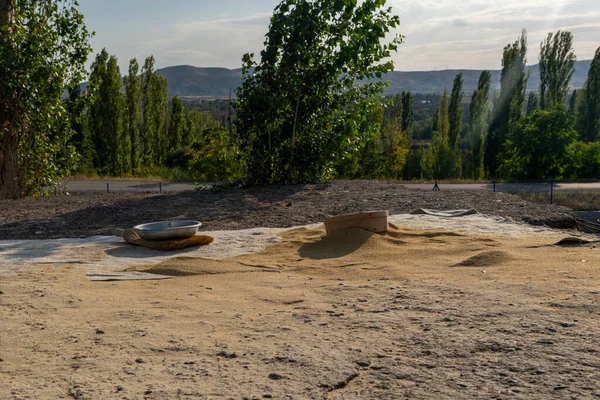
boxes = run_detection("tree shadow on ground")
[0,184,312,240]
[0,180,577,240]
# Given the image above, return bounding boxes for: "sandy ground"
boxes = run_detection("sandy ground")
[2,216,600,399]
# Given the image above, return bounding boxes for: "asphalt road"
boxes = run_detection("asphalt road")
[406,182,600,192]
[62,180,600,194]
[64,181,198,193]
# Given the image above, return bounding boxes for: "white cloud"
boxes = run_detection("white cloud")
[390,0,600,70]
[91,0,600,72]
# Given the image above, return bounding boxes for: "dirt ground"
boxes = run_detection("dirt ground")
[2,224,600,399]
[0,180,594,399]
[0,180,576,240]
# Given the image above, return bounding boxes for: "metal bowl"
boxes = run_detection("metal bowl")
[133,220,202,241]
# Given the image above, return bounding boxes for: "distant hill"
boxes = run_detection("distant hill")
[157,66,242,97]
[157,60,592,98]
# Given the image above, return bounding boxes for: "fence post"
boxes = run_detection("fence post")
[493,180,496,192]
[159,182,162,193]
[106,182,110,193]
[550,181,554,205]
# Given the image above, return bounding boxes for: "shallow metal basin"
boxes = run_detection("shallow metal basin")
[133,220,202,241]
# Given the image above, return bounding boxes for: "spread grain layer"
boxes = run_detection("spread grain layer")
[2,224,600,399]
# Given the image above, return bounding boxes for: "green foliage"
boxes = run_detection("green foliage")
[577,47,600,142]
[335,97,409,180]
[499,105,578,180]
[141,55,168,166]
[568,89,577,114]
[485,30,528,177]
[401,91,414,135]
[186,127,243,183]
[0,0,92,198]
[379,98,409,178]
[235,0,402,184]
[168,95,184,150]
[526,91,539,115]
[422,90,460,179]
[88,49,128,176]
[65,82,94,173]
[165,147,191,169]
[403,147,423,180]
[449,72,463,150]
[539,31,576,110]
[183,108,221,147]
[125,58,141,171]
[466,71,491,179]
[564,141,600,179]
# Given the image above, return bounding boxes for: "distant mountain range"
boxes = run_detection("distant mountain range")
[156,60,592,98]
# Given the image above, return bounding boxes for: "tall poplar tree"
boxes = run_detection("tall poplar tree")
[112,56,131,175]
[88,50,125,175]
[485,30,528,177]
[468,71,491,179]
[422,90,459,179]
[577,47,600,141]
[141,56,156,165]
[154,76,169,164]
[401,91,414,136]
[169,95,185,150]
[526,92,539,115]
[125,58,141,172]
[449,72,464,149]
[539,30,576,110]
[568,90,577,114]
[141,55,168,166]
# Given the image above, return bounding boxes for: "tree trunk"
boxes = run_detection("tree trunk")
[0,131,19,199]
[0,0,18,199]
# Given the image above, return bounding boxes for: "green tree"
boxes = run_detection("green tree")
[526,92,539,115]
[564,141,600,179]
[539,31,576,110]
[141,55,168,166]
[124,58,141,172]
[577,47,600,142]
[0,0,92,198]
[449,72,463,149]
[379,95,408,178]
[88,50,126,175]
[65,82,93,173]
[568,89,577,114]
[182,108,221,147]
[168,95,184,150]
[485,30,528,177]
[186,127,242,183]
[235,0,402,184]
[401,91,414,136]
[152,76,168,164]
[166,107,224,172]
[422,90,459,179]
[467,71,492,179]
[499,105,577,180]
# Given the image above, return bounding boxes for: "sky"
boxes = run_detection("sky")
[78,0,600,72]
